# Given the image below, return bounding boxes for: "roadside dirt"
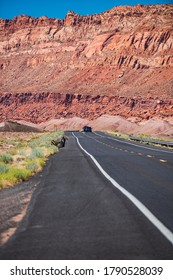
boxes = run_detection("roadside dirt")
[0,175,40,246]
[0,132,41,155]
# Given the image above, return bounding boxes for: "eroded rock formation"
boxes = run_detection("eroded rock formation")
[0,92,172,123]
[0,4,173,123]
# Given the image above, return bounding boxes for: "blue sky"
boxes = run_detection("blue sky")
[0,0,172,20]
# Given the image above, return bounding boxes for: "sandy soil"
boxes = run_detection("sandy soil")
[0,173,40,246]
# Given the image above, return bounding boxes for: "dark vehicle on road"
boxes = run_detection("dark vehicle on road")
[82,126,92,132]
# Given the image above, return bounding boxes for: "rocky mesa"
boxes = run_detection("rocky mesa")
[0,4,173,125]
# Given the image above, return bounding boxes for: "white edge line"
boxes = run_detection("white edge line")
[72,132,173,245]
[95,132,173,154]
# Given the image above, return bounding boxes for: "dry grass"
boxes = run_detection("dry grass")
[0,131,63,189]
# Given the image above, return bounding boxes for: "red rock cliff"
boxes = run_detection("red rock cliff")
[0,92,172,123]
[0,4,173,122]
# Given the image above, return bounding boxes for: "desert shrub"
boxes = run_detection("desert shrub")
[49,146,58,155]
[0,154,13,164]
[10,167,31,181]
[19,149,26,156]
[0,174,17,189]
[137,134,149,139]
[16,141,27,148]
[0,163,9,174]
[29,148,44,159]
[25,159,39,172]
[38,158,45,167]
[0,167,31,188]
[9,148,18,155]
[0,179,5,189]
[0,170,17,189]
[30,131,63,149]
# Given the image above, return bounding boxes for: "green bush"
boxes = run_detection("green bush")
[10,168,31,181]
[0,154,13,164]
[19,149,26,156]
[0,163,9,174]
[0,167,32,189]
[38,158,45,167]
[0,173,17,189]
[26,161,39,172]
[49,146,58,154]
[29,148,44,159]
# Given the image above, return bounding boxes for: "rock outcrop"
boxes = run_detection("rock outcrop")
[0,92,172,123]
[0,4,173,123]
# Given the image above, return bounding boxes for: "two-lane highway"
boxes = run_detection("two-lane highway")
[73,131,173,236]
[0,131,172,259]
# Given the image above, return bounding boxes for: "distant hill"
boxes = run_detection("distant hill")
[0,117,172,139]
[0,121,42,132]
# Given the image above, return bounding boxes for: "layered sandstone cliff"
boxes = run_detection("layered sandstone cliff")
[0,4,173,123]
[0,92,172,123]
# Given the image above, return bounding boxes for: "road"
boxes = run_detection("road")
[0,131,172,259]
[74,132,173,233]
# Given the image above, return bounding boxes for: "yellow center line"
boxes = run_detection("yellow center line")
[84,134,172,165]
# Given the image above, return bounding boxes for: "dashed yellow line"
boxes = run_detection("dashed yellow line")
[85,134,170,164]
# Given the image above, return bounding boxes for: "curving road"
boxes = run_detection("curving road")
[0,131,172,259]
[74,131,173,233]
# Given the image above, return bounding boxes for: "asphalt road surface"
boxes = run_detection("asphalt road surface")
[0,132,173,259]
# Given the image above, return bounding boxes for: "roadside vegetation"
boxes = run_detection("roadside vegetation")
[132,134,173,142]
[106,130,173,149]
[0,131,63,189]
[107,130,173,141]
[105,130,129,139]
